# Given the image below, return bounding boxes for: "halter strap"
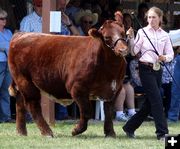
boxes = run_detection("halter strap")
[105,37,127,50]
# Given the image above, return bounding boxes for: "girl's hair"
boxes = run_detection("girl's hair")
[0,8,8,18]
[146,6,163,26]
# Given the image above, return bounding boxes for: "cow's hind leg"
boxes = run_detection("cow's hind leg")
[18,79,53,137]
[71,93,92,136]
[16,92,27,136]
[104,101,116,137]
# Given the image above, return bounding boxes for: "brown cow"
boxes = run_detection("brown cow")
[8,19,128,137]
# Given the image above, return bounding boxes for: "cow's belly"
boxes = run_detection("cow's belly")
[38,79,118,106]
[40,90,74,106]
[40,90,107,107]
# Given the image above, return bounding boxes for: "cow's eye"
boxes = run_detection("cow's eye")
[104,36,111,41]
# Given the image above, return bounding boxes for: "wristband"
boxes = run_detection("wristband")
[67,24,72,27]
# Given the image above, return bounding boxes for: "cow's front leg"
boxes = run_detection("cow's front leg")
[104,101,116,137]
[71,96,92,136]
[16,93,27,136]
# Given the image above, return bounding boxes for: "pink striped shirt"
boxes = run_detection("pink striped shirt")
[131,25,174,63]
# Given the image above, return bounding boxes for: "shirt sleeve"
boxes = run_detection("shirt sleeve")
[20,17,31,32]
[164,35,174,62]
[7,29,13,37]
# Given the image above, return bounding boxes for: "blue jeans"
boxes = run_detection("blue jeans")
[55,103,68,120]
[0,62,12,122]
[168,55,180,121]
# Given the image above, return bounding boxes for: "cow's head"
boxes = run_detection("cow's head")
[99,19,128,56]
[88,11,129,56]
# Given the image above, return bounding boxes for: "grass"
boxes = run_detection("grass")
[0,120,179,149]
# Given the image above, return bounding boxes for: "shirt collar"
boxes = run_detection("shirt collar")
[146,25,162,32]
[32,11,42,21]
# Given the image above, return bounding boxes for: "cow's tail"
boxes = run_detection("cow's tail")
[8,80,18,97]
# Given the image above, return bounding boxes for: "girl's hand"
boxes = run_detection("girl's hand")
[158,55,166,62]
[126,27,134,39]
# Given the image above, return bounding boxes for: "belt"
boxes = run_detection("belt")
[139,61,153,67]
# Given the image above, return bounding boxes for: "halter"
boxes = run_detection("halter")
[105,37,127,51]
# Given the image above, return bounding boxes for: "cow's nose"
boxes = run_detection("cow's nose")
[120,47,129,56]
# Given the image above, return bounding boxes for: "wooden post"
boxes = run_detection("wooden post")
[41,0,56,125]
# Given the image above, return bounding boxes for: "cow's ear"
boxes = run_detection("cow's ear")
[88,28,102,38]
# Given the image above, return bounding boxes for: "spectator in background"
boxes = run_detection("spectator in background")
[161,59,176,117]
[134,2,148,31]
[167,15,180,122]
[115,82,136,122]
[123,13,134,31]
[66,0,81,24]
[114,11,136,122]
[74,9,98,35]
[20,0,42,32]
[0,0,17,32]
[129,57,144,93]
[0,8,13,123]
[167,46,180,122]
[56,0,80,36]
[122,12,137,51]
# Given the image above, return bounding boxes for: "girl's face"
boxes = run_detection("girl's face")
[147,10,161,30]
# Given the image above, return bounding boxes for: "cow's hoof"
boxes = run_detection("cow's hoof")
[72,125,87,136]
[42,133,54,138]
[72,128,86,136]
[45,135,54,138]
[17,130,27,136]
[105,132,116,138]
[41,131,54,138]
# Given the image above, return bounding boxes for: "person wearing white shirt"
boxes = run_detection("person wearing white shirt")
[123,7,174,141]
